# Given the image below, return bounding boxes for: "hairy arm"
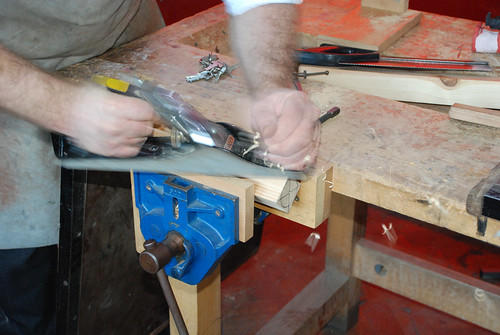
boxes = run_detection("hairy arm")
[230,4,320,170]
[0,44,161,157]
[230,4,298,95]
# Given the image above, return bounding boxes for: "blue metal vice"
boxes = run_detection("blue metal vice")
[133,172,239,285]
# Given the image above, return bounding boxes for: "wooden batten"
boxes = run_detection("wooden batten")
[449,103,500,129]
[299,64,500,109]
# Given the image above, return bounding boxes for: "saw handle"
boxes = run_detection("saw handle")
[297,44,380,66]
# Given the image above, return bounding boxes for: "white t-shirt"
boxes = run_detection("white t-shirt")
[223,0,302,16]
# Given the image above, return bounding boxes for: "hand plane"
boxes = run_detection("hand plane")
[54,76,306,179]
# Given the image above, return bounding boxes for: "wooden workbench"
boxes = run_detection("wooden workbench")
[60,0,500,333]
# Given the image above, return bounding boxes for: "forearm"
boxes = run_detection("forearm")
[0,44,77,134]
[230,4,298,97]
[0,44,160,157]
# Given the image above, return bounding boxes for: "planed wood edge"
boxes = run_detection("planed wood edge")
[299,65,500,109]
[353,238,500,333]
[257,270,350,335]
[361,0,409,14]
[255,167,333,228]
[251,177,300,213]
[449,103,500,129]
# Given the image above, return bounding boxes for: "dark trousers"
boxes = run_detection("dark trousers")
[0,245,57,335]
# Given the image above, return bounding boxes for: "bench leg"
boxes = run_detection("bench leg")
[325,193,367,331]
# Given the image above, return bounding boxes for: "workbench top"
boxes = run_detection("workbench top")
[60,0,500,246]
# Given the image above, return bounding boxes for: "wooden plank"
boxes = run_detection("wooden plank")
[299,64,500,109]
[169,266,221,335]
[298,3,422,51]
[257,270,349,335]
[353,238,500,333]
[449,103,500,129]
[255,167,332,228]
[361,0,409,14]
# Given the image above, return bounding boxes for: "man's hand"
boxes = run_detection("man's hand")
[0,44,161,158]
[230,4,321,171]
[251,89,320,170]
[66,85,161,157]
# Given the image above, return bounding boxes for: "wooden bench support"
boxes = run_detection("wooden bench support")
[258,192,368,334]
[256,270,349,334]
[169,266,221,335]
[353,238,500,333]
[325,193,367,331]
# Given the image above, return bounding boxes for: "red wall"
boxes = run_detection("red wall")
[156,0,222,25]
[410,0,500,22]
[157,1,500,25]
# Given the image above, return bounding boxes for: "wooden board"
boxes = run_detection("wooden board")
[298,1,422,51]
[353,238,500,333]
[449,103,500,129]
[361,0,409,13]
[299,64,500,109]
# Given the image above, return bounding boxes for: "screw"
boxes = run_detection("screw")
[295,70,329,79]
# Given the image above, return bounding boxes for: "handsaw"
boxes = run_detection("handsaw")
[296,45,493,72]
[54,76,308,179]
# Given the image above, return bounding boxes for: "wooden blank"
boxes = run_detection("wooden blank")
[449,103,500,129]
[251,177,300,213]
[255,167,332,228]
[361,0,409,14]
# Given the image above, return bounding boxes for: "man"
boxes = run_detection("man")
[0,0,320,333]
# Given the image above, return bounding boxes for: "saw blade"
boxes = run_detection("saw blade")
[339,57,493,72]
